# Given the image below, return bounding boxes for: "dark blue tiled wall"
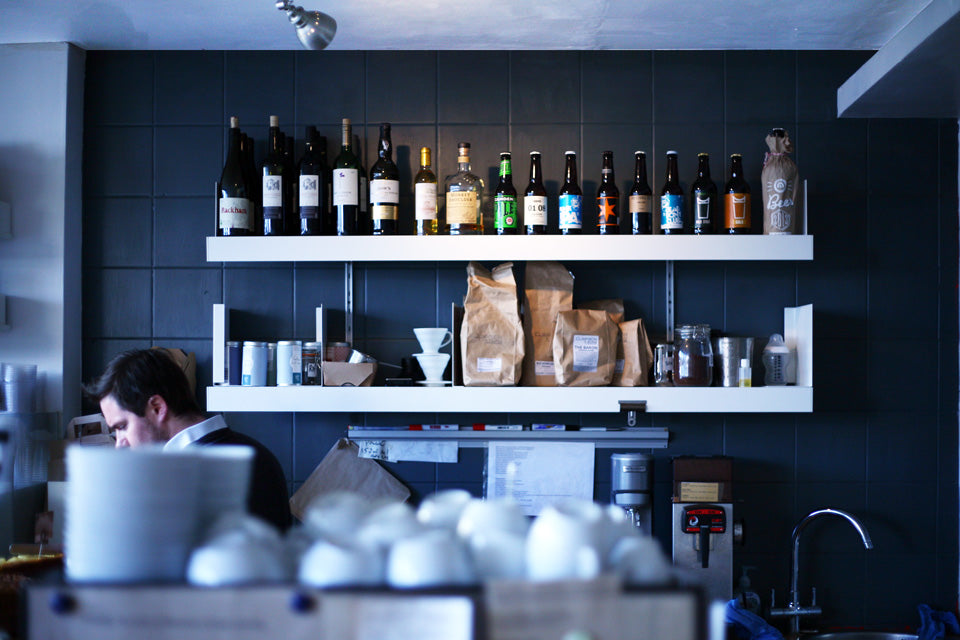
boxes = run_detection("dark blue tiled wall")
[81,50,958,629]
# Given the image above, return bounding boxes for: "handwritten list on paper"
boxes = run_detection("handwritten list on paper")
[486,441,595,516]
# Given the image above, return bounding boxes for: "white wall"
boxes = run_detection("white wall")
[0,42,84,424]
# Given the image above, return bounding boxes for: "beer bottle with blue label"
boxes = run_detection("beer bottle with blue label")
[724,153,752,234]
[494,152,519,235]
[691,153,717,235]
[559,151,582,235]
[660,150,684,235]
[596,151,619,234]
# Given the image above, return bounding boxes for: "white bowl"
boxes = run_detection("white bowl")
[417,489,473,531]
[414,352,450,381]
[299,539,383,587]
[187,538,287,586]
[456,499,528,542]
[387,530,475,588]
[302,491,374,541]
[525,499,606,582]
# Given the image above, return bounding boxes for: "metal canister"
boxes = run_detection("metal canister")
[266,342,277,386]
[302,341,321,386]
[276,340,302,386]
[241,341,268,386]
[325,341,351,363]
[226,341,242,385]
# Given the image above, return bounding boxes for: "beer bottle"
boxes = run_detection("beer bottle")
[691,153,718,235]
[629,151,652,235]
[660,150,684,235]
[596,150,619,234]
[558,151,582,235]
[724,153,752,234]
[523,152,548,235]
[494,152,519,235]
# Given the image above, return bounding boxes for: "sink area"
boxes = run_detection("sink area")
[804,634,918,640]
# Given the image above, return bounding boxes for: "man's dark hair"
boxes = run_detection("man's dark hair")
[82,349,202,418]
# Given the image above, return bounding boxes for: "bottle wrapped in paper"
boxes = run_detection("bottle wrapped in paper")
[761,129,801,235]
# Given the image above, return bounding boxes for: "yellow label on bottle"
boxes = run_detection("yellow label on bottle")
[725,193,751,228]
[371,204,397,221]
[446,191,477,225]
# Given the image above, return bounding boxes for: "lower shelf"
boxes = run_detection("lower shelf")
[346,428,671,448]
[205,385,813,414]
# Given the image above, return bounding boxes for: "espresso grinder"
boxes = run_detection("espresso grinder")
[610,453,653,535]
[671,456,740,602]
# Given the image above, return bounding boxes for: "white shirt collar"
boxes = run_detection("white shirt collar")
[163,414,227,451]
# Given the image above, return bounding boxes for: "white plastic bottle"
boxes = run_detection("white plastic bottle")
[738,358,752,387]
[762,333,790,385]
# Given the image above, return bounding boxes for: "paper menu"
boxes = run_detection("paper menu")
[486,441,595,516]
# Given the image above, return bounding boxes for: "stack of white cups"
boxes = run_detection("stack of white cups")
[413,327,451,386]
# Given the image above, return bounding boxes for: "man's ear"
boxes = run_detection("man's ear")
[145,394,169,422]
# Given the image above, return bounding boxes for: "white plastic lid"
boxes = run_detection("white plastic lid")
[740,358,750,367]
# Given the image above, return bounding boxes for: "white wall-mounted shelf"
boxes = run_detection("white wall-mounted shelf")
[206,384,812,414]
[206,234,813,263]
[346,428,671,449]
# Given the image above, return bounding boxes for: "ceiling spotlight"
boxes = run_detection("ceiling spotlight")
[275,0,337,50]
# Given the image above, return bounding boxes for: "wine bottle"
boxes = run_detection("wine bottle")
[523,151,548,235]
[494,152,519,235]
[414,146,438,235]
[217,116,253,236]
[261,115,289,236]
[298,125,324,236]
[241,132,261,235]
[558,151,582,235]
[597,150,620,234]
[629,151,652,235]
[333,118,360,236]
[444,142,483,235]
[369,123,399,235]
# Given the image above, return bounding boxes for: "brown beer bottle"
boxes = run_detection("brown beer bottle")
[596,151,619,234]
[724,153,752,234]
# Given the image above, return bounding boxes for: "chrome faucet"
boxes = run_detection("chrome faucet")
[769,508,873,638]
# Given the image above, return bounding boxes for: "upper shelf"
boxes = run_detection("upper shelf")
[206,234,814,263]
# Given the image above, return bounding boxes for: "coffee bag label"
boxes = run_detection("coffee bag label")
[535,360,555,376]
[477,357,502,373]
[572,335,600,372]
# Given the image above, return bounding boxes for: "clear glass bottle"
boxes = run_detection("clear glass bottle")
[414,146,438,235]
[673,323,713,387]
[444,142,484,235]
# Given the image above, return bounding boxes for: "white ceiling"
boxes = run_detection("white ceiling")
[0,0,935,51]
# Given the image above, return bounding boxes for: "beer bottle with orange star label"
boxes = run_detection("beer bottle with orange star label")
[597,150,620,234]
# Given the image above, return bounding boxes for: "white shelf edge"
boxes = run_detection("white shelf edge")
[346,428,670,449]
[206,234,814,263]
[206,385,813,414]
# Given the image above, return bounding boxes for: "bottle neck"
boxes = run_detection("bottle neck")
[379,134,392,161]
[601,156,614,184]
[529,156,542,183]
[634,154,646,182]
[565,156,578,185]
[269,127,283,156]
[499,157,513,183]
[340,126,351,151]
[666,156,679,182]
[228,128,242,157]
[420,149,431,170]
[730,157,743,179]
[698,157,710,178]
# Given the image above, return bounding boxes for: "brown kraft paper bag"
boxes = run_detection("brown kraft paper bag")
[522,261,574,386]
[762,129,801,234]
[553,309,619,387]
[614,318,654,386]
[578,298,625,324]
[461,261,525,386]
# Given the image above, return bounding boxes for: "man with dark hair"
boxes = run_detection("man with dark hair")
[83,348,292,531]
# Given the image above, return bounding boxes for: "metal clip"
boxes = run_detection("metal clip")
[618,400,647,427]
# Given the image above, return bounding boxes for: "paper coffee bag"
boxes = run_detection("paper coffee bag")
[522,262,575,386]
[762,128,801,235]
[461,262,525,386]
[578,299,625,324]
[613,318,654,386]
[552,309,619,387]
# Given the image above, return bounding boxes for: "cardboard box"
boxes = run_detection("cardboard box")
[322,362,376,387]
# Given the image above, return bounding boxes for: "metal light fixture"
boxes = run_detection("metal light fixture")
[275,0,337,50]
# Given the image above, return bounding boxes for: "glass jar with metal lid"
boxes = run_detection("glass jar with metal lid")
[673,324,713,387]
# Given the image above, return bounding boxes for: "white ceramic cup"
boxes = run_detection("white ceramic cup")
[387,529,475,588]
[356,501,423,550]
[417,489,473,531]
[302,491,374,541]
[469,529,526,581]
[456,498,529,543]
[525,498,606,582]
[299,538,383,587]
[187,537,287,586]
[413,328,452,354]
[415,352,450,381]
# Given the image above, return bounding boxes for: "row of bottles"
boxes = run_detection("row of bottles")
[217,116,752,237]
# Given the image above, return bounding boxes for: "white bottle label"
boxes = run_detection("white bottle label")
[333,169,359,206]
[299,175,320,207]
[369,179,399,204]
[219,197,251,230]
[415,183,438,221]
[477,357,502,373]
[524,195,548,226]
[263,175,282,207]
[535,360,555,376]
[572,334,600,372]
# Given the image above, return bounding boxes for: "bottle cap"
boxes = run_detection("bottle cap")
[666,150,677,155]
[530,150,540,155]
[269,115,279,127]
[565,150,576,155]
[635,150,645,155]
[740,358,750,367]
[229,116,239,128]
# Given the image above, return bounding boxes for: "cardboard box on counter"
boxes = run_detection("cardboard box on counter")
[322,362,376,387]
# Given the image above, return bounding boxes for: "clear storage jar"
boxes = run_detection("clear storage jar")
[673,324,713,387]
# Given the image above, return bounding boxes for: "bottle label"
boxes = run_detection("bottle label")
[446,190,477,225]
[572,334,600,372]
[415,183,437,221]
[495,194,518,230]
[333,169,359,206]
[629,194,651,214]
[263,175,282,208]
[299,175,320,208]
[369,179,399,204]
[523,195,548,226]
[694,192,712,223]
[725,193,751,229]
[219,197,252,230]
[371,204,397,221]
[660,194,684,230]
[597,195,618,228]
[559,194,582,229]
